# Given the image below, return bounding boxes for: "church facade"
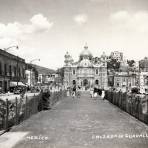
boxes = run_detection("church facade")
[63,45,108,90]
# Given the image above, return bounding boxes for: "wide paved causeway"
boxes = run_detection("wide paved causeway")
[0,92,148,148]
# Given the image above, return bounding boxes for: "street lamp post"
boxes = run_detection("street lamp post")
[126,65,132,92]
[58,68,60,90]
[29,59,40,88]
[4,46,19,51]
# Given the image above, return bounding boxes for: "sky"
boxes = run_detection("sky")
[0,0,148,69]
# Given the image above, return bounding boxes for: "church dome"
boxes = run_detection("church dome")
[80,44,93,60]
[120,60,128,72]
[80,48,92,57]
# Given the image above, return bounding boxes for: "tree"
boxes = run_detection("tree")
[32,67,38,82]
[107,58,120,71]
[127,60,135,67]
[56,67,64,84]
[93,57,100,64]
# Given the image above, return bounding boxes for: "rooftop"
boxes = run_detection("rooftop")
[0,48,25,63]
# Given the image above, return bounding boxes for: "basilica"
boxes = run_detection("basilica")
[63,45,108,90]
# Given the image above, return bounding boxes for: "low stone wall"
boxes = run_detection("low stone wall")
[105,91,148,125]
[0,90,67,133]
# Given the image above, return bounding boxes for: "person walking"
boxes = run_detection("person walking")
[101,89,105,100]
[93,84,98,98]
[98,88,102,97]
[76,85,81,98]
[90,86,94,98]
[66,87,70,97]
[72,84,76,98]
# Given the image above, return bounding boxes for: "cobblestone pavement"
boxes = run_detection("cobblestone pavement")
[0,92,148,148]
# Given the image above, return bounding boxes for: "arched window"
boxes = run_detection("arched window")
[95,80,99,85]
[73,69,76,75]
[9,65,12,76]
[117,83,119,87]
[14,66,17,77]
[4,64,7,75]
[0,61,2,75]
[73,80,76,85]
[83,79,88,86]
[96,69,98,75]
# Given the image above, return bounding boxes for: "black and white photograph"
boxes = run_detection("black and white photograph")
[0,0,148,147]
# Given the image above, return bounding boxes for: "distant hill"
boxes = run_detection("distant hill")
[31,64,56,75]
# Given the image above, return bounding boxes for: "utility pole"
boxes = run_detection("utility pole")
[126,69,129,92]
[138,61,141,93]
[29,59,40,88]
[16,56,19,88]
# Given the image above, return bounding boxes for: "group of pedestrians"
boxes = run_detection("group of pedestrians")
[66,85,81,98]
[66,84,105,99]
[90,84,105,99]
[72,84,81,98]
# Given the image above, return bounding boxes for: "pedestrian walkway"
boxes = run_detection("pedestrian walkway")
[0,92,148,148]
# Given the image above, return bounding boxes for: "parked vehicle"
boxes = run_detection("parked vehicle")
[13,86,26,94]
[131,86,139,94]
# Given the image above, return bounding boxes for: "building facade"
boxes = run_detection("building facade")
[25,64,56,86]
[110,51,123,62]
[32,64,56,85]
[0,49,26,92]
[113,60,138,92]
[38,73,57,84]
[139,57,148,94]
[114,72,137,92]
[63,45,108,90]
[25,70,36,87]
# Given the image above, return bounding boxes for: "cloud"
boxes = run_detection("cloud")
[108,10,148,60]
[110,11,148,33]
[0,22,21,39]
[74,14,88,25]
[110,11,129,21]
[89,0,104,2]
[30,14,53,33]
[0,14,53,48]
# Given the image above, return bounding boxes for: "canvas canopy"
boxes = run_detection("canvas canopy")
[10,82,26,87]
